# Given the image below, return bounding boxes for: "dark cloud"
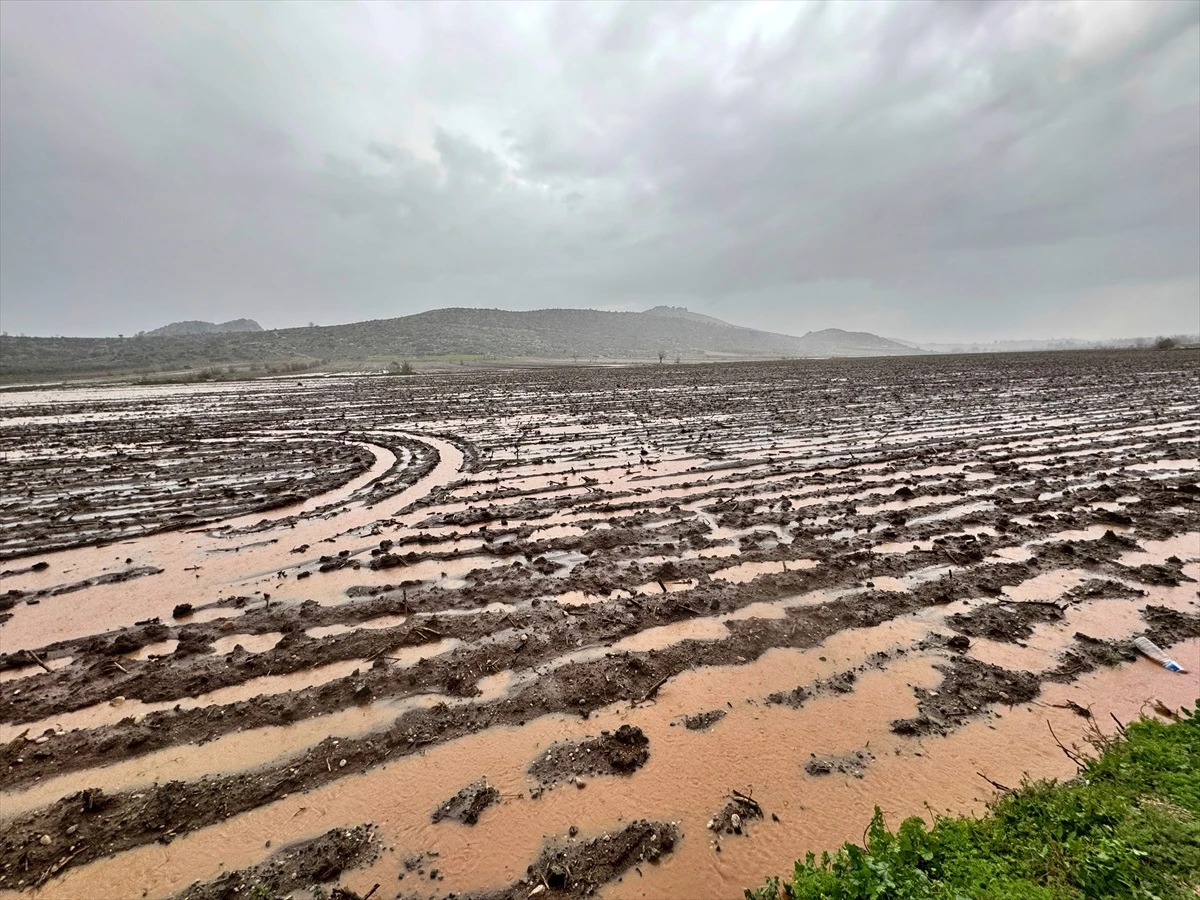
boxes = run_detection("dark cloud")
[1,0,1196,339]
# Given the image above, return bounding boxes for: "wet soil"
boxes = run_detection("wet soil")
[681,709,726,731]
[804,749,874,779]
[172,824,379,900]
[891,657,1044,736]
[0,432,374,561]
[709,791,766,838]
[527,725,650,788]
[466,820,679,900]
[431,780,500,826]
[946,600,1066,642]
[0,350,1197,898]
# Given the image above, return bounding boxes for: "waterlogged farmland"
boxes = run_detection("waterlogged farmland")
[0,351,1198,899]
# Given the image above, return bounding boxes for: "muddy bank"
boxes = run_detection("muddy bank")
[5,603,1197,885]
[0,351,1197,898]
[0,435,374,561]
[465,820,679,900]
[890,657,1041,736]
[431,780,500,826]
[528,725,650,788]
[172,824,379,900]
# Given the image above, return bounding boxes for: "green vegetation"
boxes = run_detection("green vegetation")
[0,308,922,382]
[747,704,1200,900]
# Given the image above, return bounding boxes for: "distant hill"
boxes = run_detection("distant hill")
[145,319,263,337]
[795,328,916,356]
[642,306,734,328]
[0,307,921,381]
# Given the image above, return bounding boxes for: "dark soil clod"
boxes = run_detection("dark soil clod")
[805,748,874,779]
[527,725,650,786]
[891,657,1041,736]
[465,820,678,900]
[431,779,500,826]
[172,824,378,900]
[682,709,726,730]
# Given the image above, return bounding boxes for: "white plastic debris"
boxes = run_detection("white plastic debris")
[1134,636,1188,673]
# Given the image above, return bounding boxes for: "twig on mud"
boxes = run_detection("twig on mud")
[635,674,670,705]
[35,852,79,888]
[1052,699,1091,717]
[362,885,380,900]
[24,649,52,674]
[731,789,763,816]
[977,771,1014,794]
[1110,713,1129,737]
[1047,720,1086,768]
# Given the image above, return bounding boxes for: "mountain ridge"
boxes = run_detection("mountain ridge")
[0,306,921,381]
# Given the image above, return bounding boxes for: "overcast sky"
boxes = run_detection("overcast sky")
[2,0,1197,341]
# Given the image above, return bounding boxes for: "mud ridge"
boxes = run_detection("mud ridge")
[465,819,679,900]
[172,824,379,900]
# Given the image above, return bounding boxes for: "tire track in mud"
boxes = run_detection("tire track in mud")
[0,351,1198,897]
[0,433,464,650]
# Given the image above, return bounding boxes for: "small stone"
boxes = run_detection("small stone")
[575,777,586,789]
[109,696,126,707]
[339,759,347,768]
[39,835,52,846]
[529,886,546,898]
[66,825,77,836]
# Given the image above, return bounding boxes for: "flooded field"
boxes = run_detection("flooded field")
[1,351,1198,899]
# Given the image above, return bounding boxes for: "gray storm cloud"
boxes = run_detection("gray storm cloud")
[1,0,1197,340]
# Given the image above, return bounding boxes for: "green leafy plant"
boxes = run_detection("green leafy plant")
[748,703,1200,900]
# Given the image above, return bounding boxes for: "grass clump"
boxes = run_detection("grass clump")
[747,702,1200,900]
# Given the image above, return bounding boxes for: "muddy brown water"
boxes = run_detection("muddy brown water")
[1,352,1198,898]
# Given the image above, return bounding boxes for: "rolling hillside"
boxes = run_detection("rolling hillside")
[0,307,920,381]
[144,319,264,337]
